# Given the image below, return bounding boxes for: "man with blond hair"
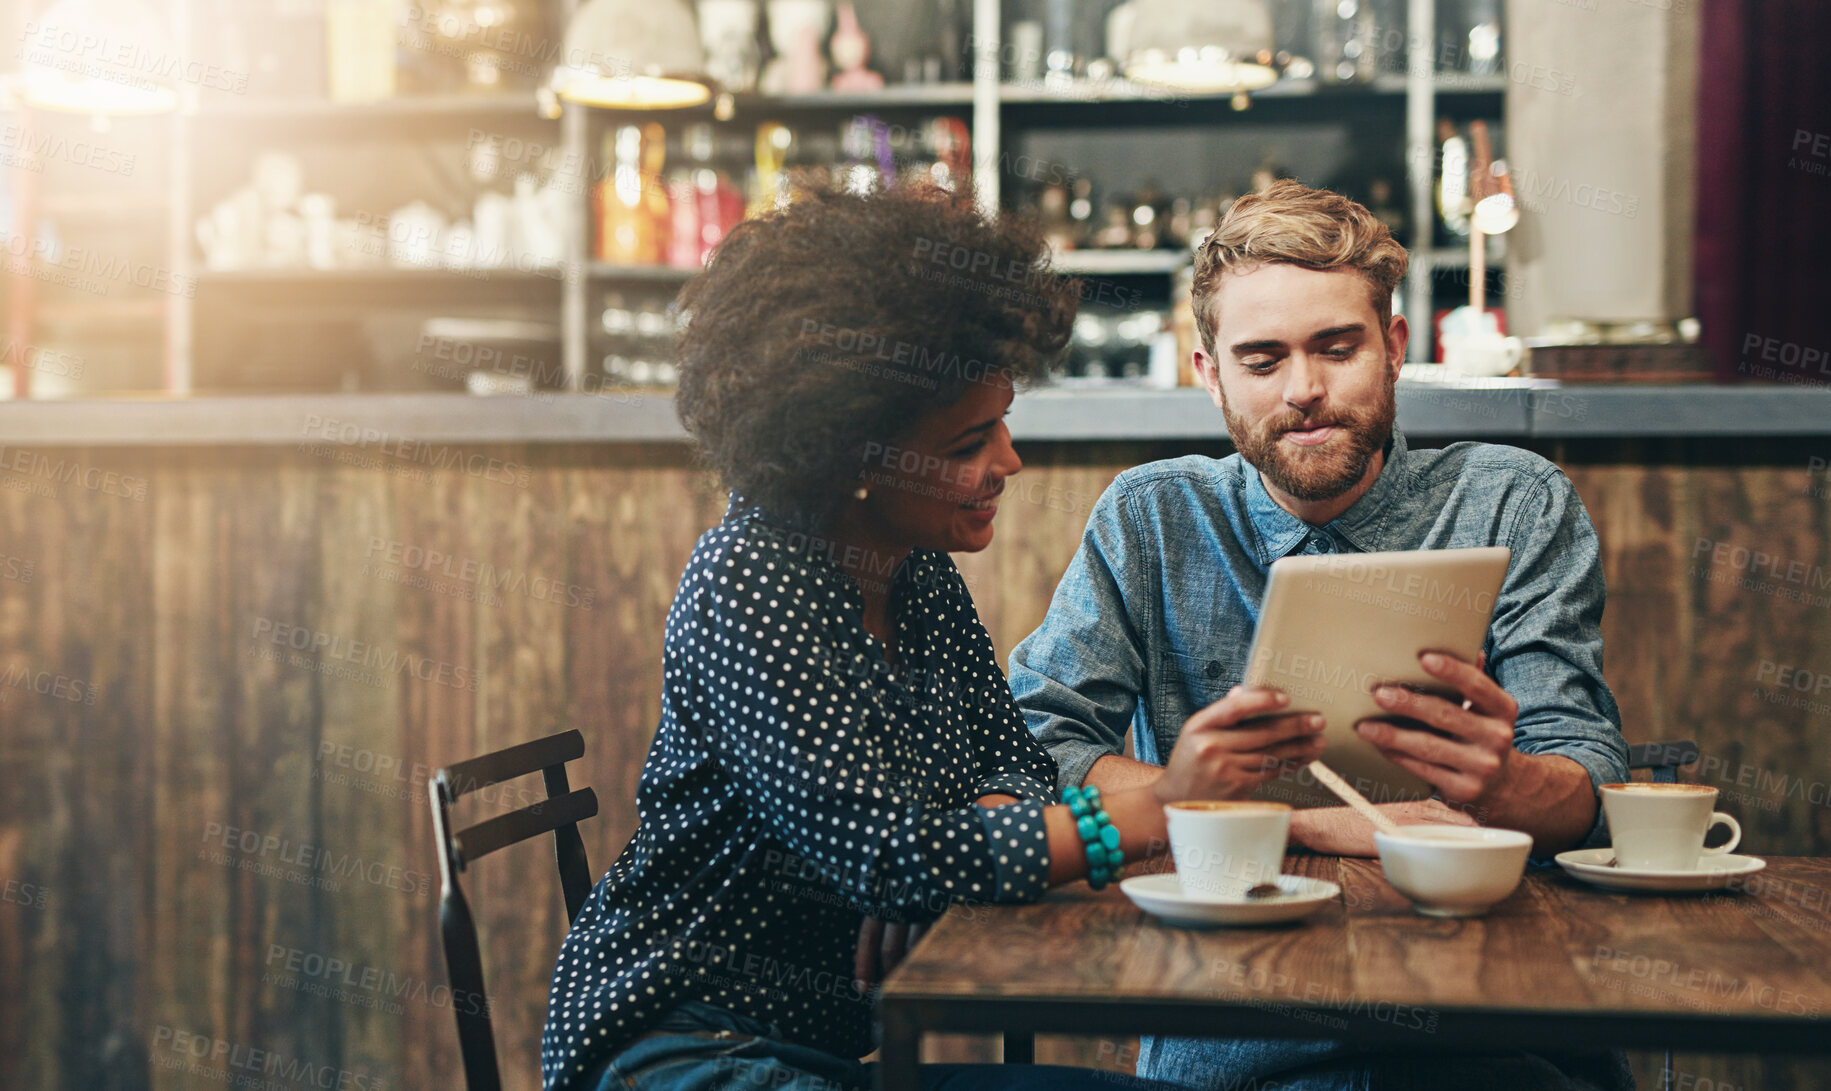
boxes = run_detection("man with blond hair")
[1010,180,1631,1089]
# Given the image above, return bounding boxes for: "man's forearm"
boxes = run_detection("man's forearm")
[1289,800,1479,856]
[1473,752,1598,855]
[1084,753,1164,792]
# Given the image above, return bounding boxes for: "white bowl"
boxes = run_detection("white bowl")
[1374,824,1533,918]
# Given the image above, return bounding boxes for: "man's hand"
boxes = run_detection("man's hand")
[1289,798,1482,856]
[1154,685,1326,805]
[853,917,928,993]
[1354,651,1517,803]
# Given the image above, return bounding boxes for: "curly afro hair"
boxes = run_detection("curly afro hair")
[674,182,1079,531]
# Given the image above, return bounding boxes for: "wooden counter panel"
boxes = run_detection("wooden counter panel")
[2,439,1828,1090]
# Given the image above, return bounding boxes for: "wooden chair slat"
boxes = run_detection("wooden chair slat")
[441,729,585,801]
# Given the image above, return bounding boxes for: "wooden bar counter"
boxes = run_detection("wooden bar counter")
[3,387,1830,1090]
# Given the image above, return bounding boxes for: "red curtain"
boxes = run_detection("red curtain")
[1695,0,1831,384]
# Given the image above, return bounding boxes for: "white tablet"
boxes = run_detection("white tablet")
[1240,546,1511,808]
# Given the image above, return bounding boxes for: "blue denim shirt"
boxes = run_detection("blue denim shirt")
[1009,427,1628,849]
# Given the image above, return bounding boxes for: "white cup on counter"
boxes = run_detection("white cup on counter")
[1444,333,1524,377]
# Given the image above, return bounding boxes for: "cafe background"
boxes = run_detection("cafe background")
[1,0,1829,1088]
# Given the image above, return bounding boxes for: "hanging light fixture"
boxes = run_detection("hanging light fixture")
[15,0,178,117]
[1122,0,1280,95]
[548,0,713,110]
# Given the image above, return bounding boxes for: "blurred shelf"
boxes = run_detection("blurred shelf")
[190,93,556,130]
[728,83,976,110]
[43,193,169,217]
[586,263,698,282]
[194,265,567,284]
[582,84,977,120]
[572,73,1506,117]
[999,73,1506,105]
[38,299,168,325]
[1426,73,1512,95]
[1424,243,1509,269]
[1050,250,1189,276]
[14,386,1829,446]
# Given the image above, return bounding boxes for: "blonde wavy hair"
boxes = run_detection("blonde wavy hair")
[1192,179,1409,356]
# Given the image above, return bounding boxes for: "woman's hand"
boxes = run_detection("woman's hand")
[1152,686,1325,805]
[852,917,929,993]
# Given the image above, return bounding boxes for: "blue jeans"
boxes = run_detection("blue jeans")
[587,1000,1181,1091]
[1136,1036,1635,1091]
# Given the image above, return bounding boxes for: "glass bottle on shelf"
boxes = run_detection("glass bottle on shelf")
[1038,183,1075,253]
[1091,200,1134,249]
[596,124,668,265]
[1434,117,1472,244]
[1067,177,1095,248]
[1438,0,1504,75]
[1313,0,1377,84]
[684,123,744,265]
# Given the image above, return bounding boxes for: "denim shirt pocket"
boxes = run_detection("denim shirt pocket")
[1168,648,1242,704]
[1156,650,1244,762]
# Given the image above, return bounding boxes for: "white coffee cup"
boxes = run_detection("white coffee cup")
[1600,783,1741,871]
[1164,801,1291,900]
[1444,332,1525,377]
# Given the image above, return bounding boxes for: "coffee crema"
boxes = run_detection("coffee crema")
[1600,783,1715,794]
[1166,801,1293,812]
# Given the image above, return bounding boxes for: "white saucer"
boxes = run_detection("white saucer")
[1553,849,1767,893]
[1120,873,1340,927]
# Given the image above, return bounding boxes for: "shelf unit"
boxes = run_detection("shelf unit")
[145,0,1501,395]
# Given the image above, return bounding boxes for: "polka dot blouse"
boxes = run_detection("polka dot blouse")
[541,500,1057,1089]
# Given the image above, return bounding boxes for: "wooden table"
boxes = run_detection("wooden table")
[875,856,1831,1091]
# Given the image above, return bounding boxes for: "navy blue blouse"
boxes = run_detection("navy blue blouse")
[541,501,1057,1090]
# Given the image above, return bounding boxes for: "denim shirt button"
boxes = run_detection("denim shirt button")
[1204,660,1222,679]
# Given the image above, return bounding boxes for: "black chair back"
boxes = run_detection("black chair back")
[430,729,599,1091]
[1628,740,1699,783]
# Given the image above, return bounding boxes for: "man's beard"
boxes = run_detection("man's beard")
[1222,379,1396,503]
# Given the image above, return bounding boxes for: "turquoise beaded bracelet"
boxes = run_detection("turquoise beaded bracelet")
[1061,784,1125,889]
